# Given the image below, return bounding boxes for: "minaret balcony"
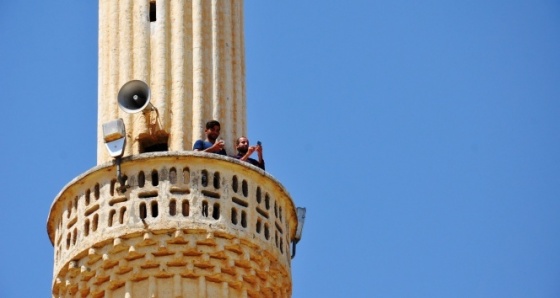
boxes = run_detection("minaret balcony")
[47,152,297,295]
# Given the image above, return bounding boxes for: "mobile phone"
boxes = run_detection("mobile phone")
[257,141,262,146]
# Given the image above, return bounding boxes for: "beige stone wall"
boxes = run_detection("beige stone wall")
[97,0,247,164]
[49,1,300,297]
[48,152,297,297]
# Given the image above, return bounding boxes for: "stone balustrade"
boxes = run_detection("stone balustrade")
[47,151,297,297]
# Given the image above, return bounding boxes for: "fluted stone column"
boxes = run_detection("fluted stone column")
[48,1,301,297]
[97,0,246,163]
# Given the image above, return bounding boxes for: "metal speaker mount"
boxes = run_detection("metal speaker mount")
[118,80,151,113]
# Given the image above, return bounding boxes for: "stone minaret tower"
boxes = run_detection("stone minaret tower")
[47,1,303,297]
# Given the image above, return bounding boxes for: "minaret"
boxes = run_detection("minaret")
[47,1,304,297]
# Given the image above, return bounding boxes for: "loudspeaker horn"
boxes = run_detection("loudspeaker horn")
[117,80,151,113]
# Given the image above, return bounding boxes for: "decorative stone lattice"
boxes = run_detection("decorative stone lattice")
[48,152,297,297]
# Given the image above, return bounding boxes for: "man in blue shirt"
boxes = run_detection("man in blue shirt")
[193,120,227,155]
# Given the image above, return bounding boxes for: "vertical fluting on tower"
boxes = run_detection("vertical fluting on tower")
[49,1,302,297]
[97,0,247,164]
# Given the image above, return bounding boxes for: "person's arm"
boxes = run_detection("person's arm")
[193,140,204,151]
[255,144,265,170]
[240,146,256,161]
[194,140,225,153]
[206,140,225,153]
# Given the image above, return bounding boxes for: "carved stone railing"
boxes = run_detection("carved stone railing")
[47,152,297,297]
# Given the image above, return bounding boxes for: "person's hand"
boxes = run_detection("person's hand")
[211,140,225,152]
[255,144,262,154]
[247,146,256,154]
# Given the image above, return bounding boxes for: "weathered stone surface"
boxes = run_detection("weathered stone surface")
[97,0,247,163]
[49,1,299,297]
[48,153,297,297]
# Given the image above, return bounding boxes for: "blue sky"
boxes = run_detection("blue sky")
[1,1,560,297]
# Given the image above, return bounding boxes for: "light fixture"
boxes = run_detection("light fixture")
[291,207,306,259]
[102,118,127,192]
[102,118,126,157]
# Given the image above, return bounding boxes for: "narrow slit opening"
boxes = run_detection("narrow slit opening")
[84,220,90,236]
[264,224,270,240]
[109,210,115,227]
[213,172,220,189]
[92,214,98,231]
[231,208,238,225]
[212,203,220,220]
[151,201,159,217]
[169,168,177,184]
[201,170,208,187]
[138,171,145,187]
[182,200,190,216]
[232,175,238,193]
[140,203,147,220]
[241,211,247,228]
[151,170,159,186]
[118,208,125,225]
[149,1,156,22]
[202,201,208,217]
[182,167,190,184]
[169,199,176,216]
[242,180,248,197]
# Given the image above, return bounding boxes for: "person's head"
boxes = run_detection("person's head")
[204,120,221,142]
[236,136,250,154]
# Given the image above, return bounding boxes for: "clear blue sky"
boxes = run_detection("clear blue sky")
[1,1,559,297]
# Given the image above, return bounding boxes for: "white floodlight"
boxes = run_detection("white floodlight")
[295,207,306,241]
[102,118,127,192]
[102,119,126,157]
[291,207,306,259]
